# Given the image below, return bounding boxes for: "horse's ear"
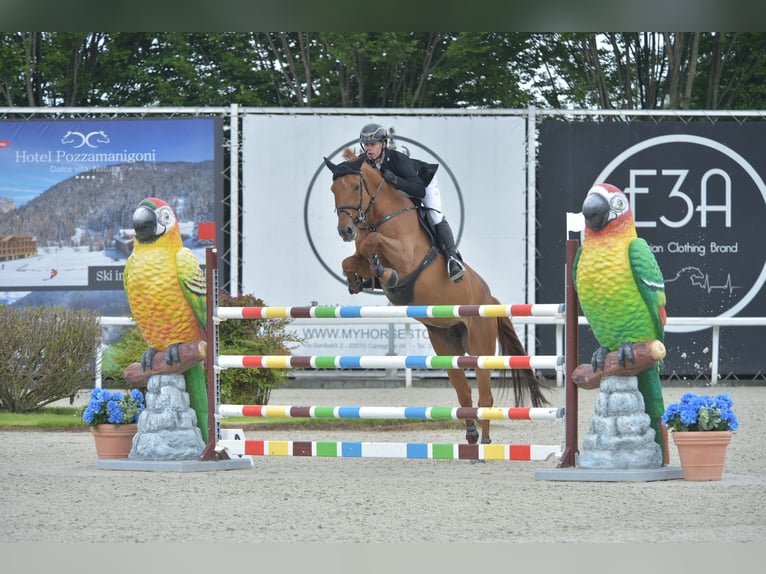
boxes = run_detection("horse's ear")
[342,147,358,162]
[323,157,337,173]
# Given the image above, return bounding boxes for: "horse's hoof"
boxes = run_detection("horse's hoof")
[380,269,398,288]
[346,275,363,294]
[465,424,479,444]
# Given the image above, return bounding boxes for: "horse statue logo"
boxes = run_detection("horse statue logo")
[61,130,110,148]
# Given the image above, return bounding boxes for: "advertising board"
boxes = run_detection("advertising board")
[537,120,766,377]
[0,117,222,314]
[241,113,528,356]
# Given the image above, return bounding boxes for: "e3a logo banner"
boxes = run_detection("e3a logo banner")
[536,121,766,376]
[539,121,766,328]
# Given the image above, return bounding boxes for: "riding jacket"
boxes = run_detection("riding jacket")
[368,149,438,200]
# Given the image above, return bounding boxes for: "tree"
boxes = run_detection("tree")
[533,32,766,110]
[2,32,766,111]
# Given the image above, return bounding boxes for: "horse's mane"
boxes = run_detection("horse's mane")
[340,148,384,181]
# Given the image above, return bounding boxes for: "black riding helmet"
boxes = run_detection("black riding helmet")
[359,123,387,145]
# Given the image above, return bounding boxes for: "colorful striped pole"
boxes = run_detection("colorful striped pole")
[216,354,563,370]
[218,404,565,421]
[216,303,565,320]
[217,439,562,461]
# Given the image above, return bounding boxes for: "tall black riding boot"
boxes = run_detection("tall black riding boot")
[434,219,466,282]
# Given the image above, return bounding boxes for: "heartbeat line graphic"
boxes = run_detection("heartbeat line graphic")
[664,266,740,296]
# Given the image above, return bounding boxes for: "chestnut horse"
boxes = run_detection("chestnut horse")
[323,153,549,445]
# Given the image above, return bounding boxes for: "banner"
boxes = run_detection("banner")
[537,120,766,377]
[0,118,222,313]
[241,113,528,356]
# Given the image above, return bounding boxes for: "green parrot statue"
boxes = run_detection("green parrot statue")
[123,197,209,442]
[573,183,668,463]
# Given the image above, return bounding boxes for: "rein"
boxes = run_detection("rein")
[335,170,417,231]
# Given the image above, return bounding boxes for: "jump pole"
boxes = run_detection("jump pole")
[218,404,565,420]
[217,439,562,461]
[216,303,565,320]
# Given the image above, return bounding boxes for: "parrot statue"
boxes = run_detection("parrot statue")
[123,197,208,442]
[573,183,668,463]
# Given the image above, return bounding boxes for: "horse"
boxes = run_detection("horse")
[323,152,550,445]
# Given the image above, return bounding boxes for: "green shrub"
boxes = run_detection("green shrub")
[101,326,146,387]
[218,291,302,405]
[0,306,101,412]
[101,291,301,405]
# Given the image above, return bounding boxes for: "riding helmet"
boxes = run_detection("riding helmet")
[359,123,387,145]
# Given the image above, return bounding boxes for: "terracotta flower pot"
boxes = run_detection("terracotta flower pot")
[90,423,138,459]
[671,430,732,481]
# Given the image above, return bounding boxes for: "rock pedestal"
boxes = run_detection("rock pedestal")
[129,373,206,460]
[578,375,662,469]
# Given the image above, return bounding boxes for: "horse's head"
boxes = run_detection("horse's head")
[324,154,380,242]
[61,131,79,144]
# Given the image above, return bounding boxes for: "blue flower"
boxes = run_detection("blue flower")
[80,387,145,427]
[662,392,739,433]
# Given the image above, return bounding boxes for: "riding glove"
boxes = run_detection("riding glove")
[382,169,399,187]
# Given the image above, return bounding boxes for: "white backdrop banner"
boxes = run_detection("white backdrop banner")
[241,112,527,355]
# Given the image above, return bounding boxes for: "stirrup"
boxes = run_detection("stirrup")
[448,257,465,282]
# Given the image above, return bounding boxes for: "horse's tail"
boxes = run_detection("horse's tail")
[496,316,550,407]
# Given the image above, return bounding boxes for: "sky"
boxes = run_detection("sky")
[0,118,217,207]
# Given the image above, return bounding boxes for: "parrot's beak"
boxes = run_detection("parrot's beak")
[582,190,610,232]
[132,205,159,243]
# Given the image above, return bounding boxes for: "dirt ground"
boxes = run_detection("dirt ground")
[2,383,765,548]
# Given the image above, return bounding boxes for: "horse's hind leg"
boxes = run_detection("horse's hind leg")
[475,369,494,444]
[426,324,481,444]
[464,317,498,444]
[444,368,480,444]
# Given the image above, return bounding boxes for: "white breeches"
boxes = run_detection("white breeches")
[422,176,445,226]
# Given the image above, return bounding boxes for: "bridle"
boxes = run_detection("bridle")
[334,169,416,232]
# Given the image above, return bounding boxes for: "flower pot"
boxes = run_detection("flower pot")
[671,430,732,481]
[90,423,138,459]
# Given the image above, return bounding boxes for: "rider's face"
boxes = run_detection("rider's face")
[364,141,384,162]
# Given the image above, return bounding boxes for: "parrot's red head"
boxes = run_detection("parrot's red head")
[581,183,633,234]
[132,197,180,245]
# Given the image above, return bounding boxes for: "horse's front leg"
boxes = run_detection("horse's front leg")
[342,253,370,294]
[357,233,399,288]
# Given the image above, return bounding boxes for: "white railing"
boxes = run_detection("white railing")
[97,315,766,388]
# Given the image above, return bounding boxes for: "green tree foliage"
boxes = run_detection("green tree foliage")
[100,326,147,388]
[216,291,302,405]
[2,32,766,110]
[530,32,766,110]
[101,291,301,405]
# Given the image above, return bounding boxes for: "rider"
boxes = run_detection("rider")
[357,123,466,283]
